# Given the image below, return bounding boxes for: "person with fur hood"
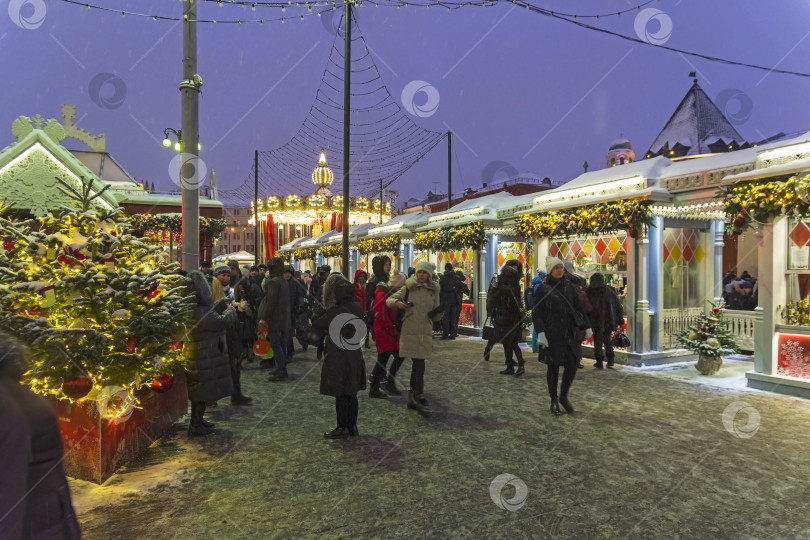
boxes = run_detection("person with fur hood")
[312,273,368,439]
[532,257,592,416]
[185,270,238,435]
[387,261,444,414]
[370,270,407,397]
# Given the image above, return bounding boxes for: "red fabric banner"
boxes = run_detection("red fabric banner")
[265,215,275,260]
[335,212,344,233]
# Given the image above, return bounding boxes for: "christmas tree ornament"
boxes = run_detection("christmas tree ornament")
[46,246,58,260]
[96,386,135,424]
[104,257,115,272]
[112,309,131,321]
[62,374,94,400]
[40,284,56,308]
[126,335,137,353]
[2,240,15,252]
[151,374,174,393]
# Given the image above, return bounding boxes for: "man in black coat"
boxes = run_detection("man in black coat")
[261,257,292,381]
[439,263,460,339]
[365,255,391,345]
[453,269,471,338]
[283,265,306,360]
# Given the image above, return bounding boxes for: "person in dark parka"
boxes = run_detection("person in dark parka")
[313,273,368,439]
[185,271,237,435]
[260,258,292,381]
[284,265,303,361]
[533,257,592,416]
[439,263,460,339]
[586,273,624,369]
[483,275,498,361]
[309,265,331,361]
[453,270,471,338]
[0,334,82,540]
[491,264,527,376]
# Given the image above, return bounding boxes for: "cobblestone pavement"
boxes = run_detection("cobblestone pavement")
[74,337,810,539]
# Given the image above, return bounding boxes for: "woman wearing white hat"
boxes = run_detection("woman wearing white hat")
[532,256,592,416]
[387,261,444,414]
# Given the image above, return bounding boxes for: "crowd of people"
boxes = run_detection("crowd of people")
[189,253,628,436]
[722,270,758,311]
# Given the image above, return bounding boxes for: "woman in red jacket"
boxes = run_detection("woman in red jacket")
[370,270,406,397]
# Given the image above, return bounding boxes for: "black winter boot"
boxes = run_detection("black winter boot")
[189,402,214,436]
[559,395,574,414]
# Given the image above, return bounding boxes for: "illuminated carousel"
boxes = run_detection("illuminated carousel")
[250,150,392,251]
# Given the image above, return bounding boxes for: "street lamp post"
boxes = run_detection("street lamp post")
[180,0,202,271]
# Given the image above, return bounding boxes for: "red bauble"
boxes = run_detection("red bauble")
[126,335,137,353]
[628,228,640,239]
[151,374,174,393]
[253,338,271,357]
[733,216,746,228]
[62,374,93,400]
[2,240,14,251]
[712,307,721,314]
[701,327,708,332]
[168,340,183,349]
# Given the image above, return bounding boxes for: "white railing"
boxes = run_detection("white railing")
[722,309,758,353]
[659,307,705,350]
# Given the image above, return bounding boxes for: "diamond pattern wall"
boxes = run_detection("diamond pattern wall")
[549,234,627,263]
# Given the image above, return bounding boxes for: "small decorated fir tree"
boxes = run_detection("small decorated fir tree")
[676,301,740,375]
[0,178,193,402]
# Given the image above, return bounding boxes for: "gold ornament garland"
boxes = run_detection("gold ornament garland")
[719,174,810,237]
[413,222,486,251]
[357,235,400,254]
[319,244,344,258]
[516,200,653,239]
[294,247,317,260]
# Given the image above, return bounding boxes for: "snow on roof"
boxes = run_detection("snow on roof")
[661,148,757,177]
[365,211,429,237]
[647,81,748,156]
[412,192,519,230]
[725,155,810,183]
[279,236,310,250]
[300,230,340,247]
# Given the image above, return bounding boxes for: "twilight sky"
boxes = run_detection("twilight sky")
[3,0,810,205]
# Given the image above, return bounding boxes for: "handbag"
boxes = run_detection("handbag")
[611,333,631,348]
[481,316,495,341]
[393,288,409,334]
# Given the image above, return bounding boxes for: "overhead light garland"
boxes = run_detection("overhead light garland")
[357,234,400,254]
[718,174,810,237]
[414,222,485,251]
[516,199,653,240]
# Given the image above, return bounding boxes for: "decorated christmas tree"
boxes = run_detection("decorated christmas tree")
[0,177,193,406]
[676,301,740,375]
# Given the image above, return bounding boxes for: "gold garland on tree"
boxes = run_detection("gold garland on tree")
[129,214,226,238]
[718,174,810,237]
[294,247,317,260]
[277,251,292,262]
[516,200,653,239]
[414,223,486,251]
[357,235,400,254]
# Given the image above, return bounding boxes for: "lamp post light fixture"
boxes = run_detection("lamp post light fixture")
[162,128,201,152]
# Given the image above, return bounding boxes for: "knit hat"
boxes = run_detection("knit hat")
[545,256,564,273]
[388,270,406,288]
[537,270,547,280]
[212,264,231,277]
[416,261,435,274]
